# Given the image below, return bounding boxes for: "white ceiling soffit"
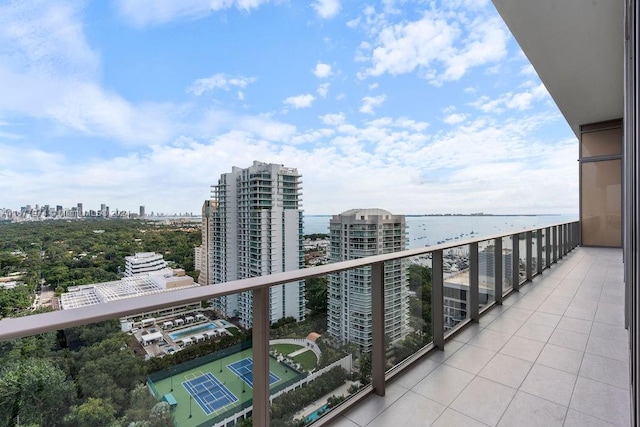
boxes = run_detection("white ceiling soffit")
[492,0,624,137]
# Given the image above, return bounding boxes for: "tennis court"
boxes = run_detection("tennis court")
[228,357,280,388]
[182,372,238,415]
[149,347,301,425]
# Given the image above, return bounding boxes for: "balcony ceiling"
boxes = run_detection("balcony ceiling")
[492,0,624,137]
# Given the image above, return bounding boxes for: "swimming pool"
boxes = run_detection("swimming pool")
[305,404,329,423]
[169,323,219,340]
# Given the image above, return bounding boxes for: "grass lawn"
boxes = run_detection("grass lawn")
[271,343,302,355]
[292,349,318,371]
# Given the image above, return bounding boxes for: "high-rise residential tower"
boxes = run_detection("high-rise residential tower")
[210,161,304,328]
[327,208,409,352]
[196,199,217,286]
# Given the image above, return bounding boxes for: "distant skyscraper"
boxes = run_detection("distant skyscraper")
[77,203,83,217]
[196,200,216,286]
[209,161,304,328]
[140,205,145,217]
[327,209,409,352]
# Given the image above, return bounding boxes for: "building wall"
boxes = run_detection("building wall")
[124,252,168,277]
[210,161,304,328]
[327,208,409,352]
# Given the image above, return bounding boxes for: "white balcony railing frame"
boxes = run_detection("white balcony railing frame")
[0,221,580,426]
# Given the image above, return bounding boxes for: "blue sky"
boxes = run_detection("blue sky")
[0,0,578,215]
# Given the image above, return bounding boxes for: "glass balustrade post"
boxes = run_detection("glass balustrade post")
[432,250,444,350]
[512,233,520,291]
[546,227,552,268]
[536,230,543,275]
[526,231,533,281]
[494,238,503,304]
[371,261,385,397]
[552,226,558,263]
[252,287,270,427]
[559,225,565,259]
[469,242,479,322]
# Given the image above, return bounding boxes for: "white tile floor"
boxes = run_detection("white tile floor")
[329,247,630,426]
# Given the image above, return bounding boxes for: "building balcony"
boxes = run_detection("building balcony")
[329,246,629,426]
[0,221,631,427]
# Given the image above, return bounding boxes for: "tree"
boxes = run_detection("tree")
[64,397,116,426]
[305,276,328,315]
[0,359,75,426]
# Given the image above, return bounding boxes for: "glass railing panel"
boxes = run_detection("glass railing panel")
[478,240,495,311]
[268,272,361,426]
[531,230,539,276]
[386,254,433,369]
[518,233,527,286]
[0,306,250,427]
[502,236,514,293]
[442,245,470,334]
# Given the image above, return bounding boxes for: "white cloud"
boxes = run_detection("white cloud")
[313,63,332,79]
[443,113,466,124]
[0,1,179,145]
[320,113,346,126]
[470,83,550,113]
[115,0,271,27]
[284,94,315,109]
[360,95,386,115]
[317,83,330,98]
[312,0,341,19]
[188,73,256,96]
[368,82,379,90]
[359,9,508,85]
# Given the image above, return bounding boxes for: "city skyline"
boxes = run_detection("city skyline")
[0,1,576,215]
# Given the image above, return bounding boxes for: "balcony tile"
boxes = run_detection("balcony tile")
[485,315,526,335]
[589,321,628,343]
[570,377,631,426]
[432,408,489,427]
[450,377,516,426]
[536,343,583,374]
[444,344,496,374]
[501,307,534,321]
[547,328,588,352]
[328,416,361,427]
[527,312,561,328]
[392,358,440,389]
[412,364,474,406]
[520,364,577,407]
[579,353,629,390]
[515,321,554,342]
[427,339,464,363]
[367,391,445,427]
[594,303,625,326]
[556,316,592,334]
[478,353,532,389]
[497,391,566,427]
[341,382,408,427]
[564,409,617,427]
[466,329,512,352]
[586,335,629,362]
[500,336,545,362]
[450,324,484,344]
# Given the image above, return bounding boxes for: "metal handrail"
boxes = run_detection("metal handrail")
[0,220,580,427]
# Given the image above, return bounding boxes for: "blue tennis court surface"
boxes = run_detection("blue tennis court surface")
[227,357,280,388]
[183,372,238,415]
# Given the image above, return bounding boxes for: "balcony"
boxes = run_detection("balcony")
[0,221,631,427]
[329,246,629,426]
